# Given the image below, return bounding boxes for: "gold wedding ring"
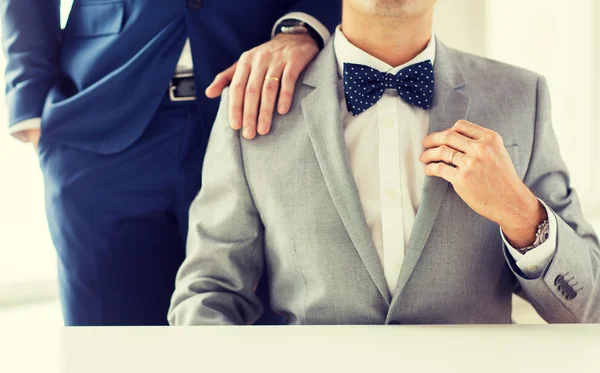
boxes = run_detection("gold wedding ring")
[265,75,280,82]
[449,150,457,165]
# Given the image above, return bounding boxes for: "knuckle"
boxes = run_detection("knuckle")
[486,130,501,144]
[243,113,256,124]
[494,132,504,146]
[464,157,475,169]
[229,104,243,114]
[231,81,245,92]
[254,51,269,63]
[454,120,466,128]
[472,141,485,154]
[439,145,448,158]
[288,51,303,62]
[259,109,273,120]
[283,69,299,81]
[245,86,259,97]
[278,90,293,102]
[263,83,278,94]
[239,51,252,63]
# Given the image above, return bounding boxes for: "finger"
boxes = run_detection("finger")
[451,120,486,140]
[257,65,284,135]
[242,62,269,139]
[422,128,472,153]
[229,59,252,130]
[424,162,459,183]
[277,62,301,115]
[206,62,237,98]
[419,146,466,168]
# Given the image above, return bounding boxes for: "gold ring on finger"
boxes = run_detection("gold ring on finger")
[449,150,457,165]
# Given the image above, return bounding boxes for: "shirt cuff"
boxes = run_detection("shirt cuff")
[271,11,331,45]
[8,118,42,143]
[500,198,558,279]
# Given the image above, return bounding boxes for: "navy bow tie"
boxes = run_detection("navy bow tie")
[343,60,435,116]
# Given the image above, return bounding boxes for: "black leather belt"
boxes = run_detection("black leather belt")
[168,72,196,101]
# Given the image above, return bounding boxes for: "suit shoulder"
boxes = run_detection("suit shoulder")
[451,49,541,88]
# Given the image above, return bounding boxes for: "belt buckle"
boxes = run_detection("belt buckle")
[169,72,196,102]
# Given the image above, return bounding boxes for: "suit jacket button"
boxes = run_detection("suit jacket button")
[555,274,565,286]
[187,0,202,10]
[558,283,570,292]
[566,291,578,300]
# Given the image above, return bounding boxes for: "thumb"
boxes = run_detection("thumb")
[205,62,237,98]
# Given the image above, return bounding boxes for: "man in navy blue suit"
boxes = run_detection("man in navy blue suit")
[0,0,340,326]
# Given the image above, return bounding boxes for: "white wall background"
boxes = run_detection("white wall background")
[434,0,487,56]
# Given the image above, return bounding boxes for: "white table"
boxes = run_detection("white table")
[59,325,600,373]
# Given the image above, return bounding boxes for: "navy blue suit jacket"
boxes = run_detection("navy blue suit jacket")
[1,0,340,153]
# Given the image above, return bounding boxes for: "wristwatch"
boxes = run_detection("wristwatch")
[516,218,550,254]
[274,19,324,50]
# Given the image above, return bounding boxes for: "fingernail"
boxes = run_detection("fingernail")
[231,119,241,129]
[257,123,266,135]
[243,127,254,139]
[278,104,287,114]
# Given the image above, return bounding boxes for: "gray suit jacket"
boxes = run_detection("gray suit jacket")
[168,39,600,324]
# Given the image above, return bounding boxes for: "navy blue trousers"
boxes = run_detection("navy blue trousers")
[38,99,209,325]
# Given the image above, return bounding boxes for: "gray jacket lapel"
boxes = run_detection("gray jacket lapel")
[301,42,392,304]
[387,40,471,319]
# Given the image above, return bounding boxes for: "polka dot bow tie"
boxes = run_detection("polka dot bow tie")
[343,61,435,116]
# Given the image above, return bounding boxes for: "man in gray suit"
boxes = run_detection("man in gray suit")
[169,0,600,324]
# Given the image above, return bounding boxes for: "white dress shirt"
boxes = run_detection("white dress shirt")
[10,12,330,139]
[333,27,556,293]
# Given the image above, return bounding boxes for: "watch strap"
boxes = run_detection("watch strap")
[274,19,324,50]
[516,218,550,254]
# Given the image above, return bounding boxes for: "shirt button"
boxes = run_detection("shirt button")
[187,0,202,10]
[385,189,398,201]
[382,118,394,128]
[527,265,537,273]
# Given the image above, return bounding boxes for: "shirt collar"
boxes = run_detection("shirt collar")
[333,26,436,77]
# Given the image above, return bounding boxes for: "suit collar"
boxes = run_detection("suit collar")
[301,39,339,89]
[433,38,466,89]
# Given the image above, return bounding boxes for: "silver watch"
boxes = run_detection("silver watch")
[279,22,310,35]
[516,218,550,254]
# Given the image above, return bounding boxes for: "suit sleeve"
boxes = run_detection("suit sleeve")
[277,0,341,36]
[503,75,600,323]
[168,88,265,326]
[0,0,61,128]
[291,0,341,32]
